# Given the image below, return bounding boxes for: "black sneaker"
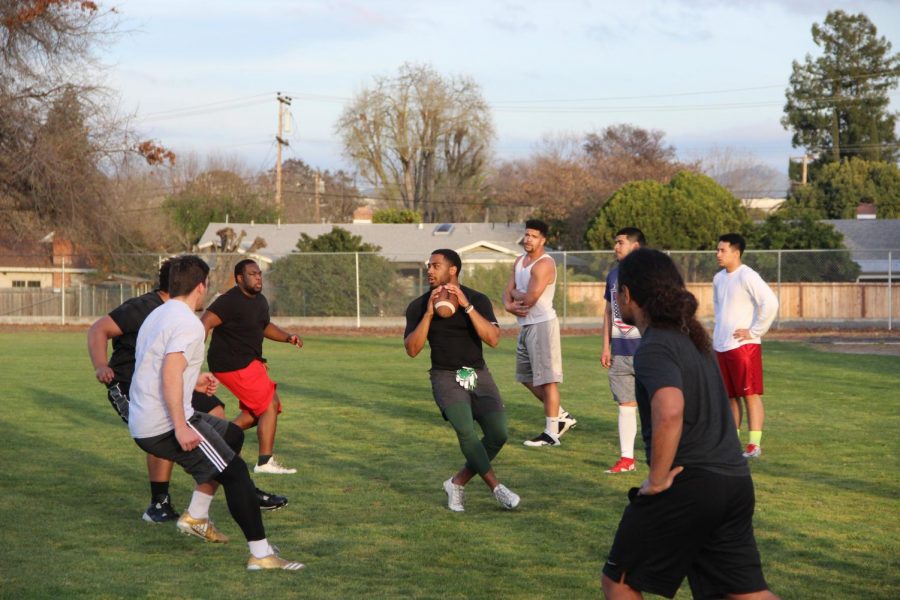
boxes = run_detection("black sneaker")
[256,487,289,511]
[523,432,560,447]
[143,495,179,523]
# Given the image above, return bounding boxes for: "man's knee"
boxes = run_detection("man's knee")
[223,422,245,453]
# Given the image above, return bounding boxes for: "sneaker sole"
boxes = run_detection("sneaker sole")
[522,441,560,447]
[177,526,228,543]
[260,502,289,512]
[605,468,636,474]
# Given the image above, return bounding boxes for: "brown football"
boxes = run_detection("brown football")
[433,286,459,318]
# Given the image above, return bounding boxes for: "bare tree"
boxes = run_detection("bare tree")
[336,62,494,221]
[698,146,788,200]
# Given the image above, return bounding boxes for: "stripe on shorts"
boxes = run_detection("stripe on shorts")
[188,421,228,472]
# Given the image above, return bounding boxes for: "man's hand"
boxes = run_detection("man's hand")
[504,298,529,317]
[95,365,115,384]
[733,328,753,342]
[444,284,470,311]
[195,372,218,396]
[286,333,303,348]
[426,287,442,315]
[638,466,684,496]
[175,425,201,451]
[600,348,612,369]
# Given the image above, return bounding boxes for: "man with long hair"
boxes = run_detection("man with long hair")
[601,249,777,600]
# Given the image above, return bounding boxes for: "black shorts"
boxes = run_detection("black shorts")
[429,367,504,421]
[107,382,225,423]
[602,468,768,599]
[133,413,241,484]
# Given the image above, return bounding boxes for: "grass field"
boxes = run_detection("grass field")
[1,332,898,599]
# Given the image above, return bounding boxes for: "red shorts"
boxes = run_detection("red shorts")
[716,345,764,398]
[214,360,280,418]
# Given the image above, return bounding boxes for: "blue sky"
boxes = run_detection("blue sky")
[108,0,900,177]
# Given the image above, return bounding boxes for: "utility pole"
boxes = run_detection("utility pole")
[275,92,292,212]
[314,171,325,223]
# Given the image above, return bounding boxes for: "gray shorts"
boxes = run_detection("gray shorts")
[133,412,237,484]
[608,354,636,404]
[429,368,505,419]
[515,318,563,386]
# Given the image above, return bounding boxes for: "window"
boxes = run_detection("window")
[11,280,40,288]
[12,280,25,288]
[27,281,40,288]
[433,223,454,235]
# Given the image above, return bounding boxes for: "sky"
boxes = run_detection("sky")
[105,0,900,183]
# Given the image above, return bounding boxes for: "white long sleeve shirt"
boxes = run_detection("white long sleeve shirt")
[712,264,779,353]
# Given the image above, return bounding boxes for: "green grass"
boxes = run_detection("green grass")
[0,333,898,599]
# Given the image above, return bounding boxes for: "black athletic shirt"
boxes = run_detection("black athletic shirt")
[404,286,498,371]
[205,286,271,373]
[107,291,165,384]
[634,326,749,476]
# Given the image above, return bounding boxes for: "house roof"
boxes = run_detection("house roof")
[824,219,900,251]
[824,219,900,277]
[197,222,526,263]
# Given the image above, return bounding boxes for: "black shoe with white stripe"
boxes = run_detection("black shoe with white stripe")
[256,488,289,511]
[143,495,179,523]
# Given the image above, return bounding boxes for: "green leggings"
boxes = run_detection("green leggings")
[442,403,508,476]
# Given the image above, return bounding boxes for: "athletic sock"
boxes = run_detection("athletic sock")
[249,538,274,559]
[618,406,638,459]
[187,490,215,520]
[257,455,272,466]
[749,431,762,446]
[150,481,170,502]
[544,417,560,441]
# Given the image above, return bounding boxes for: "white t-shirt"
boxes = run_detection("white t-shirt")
[712,264,779,353]
[514,253,557,326]
[129,299,206,439]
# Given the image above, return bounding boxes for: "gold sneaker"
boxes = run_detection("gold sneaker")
[247,553,305,571]
[176,513,229,543]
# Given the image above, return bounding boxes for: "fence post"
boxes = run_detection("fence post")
[61,256,66,325]
[776,250,782,329]
[355,252,361,329]
[562,251,568,328]
[889,251,893,331]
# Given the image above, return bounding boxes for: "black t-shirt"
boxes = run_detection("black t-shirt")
[107,291,165,385]
[404,286,498,371]
[634,326,749,476]
[206,286,271,373]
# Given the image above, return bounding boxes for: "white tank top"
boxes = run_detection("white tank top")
[514,253,557,325]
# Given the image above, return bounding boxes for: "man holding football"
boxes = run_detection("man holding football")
[404,249,520,512]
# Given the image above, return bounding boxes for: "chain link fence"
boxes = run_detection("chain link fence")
[1,250,896,329]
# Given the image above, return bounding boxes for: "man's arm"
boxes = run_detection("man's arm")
[264,322,303,348]
[639,386,685,496]
[445,284,500,348]
[733,273,780,342]
[87,316,124,384]
[601,301,613,368]
[161,352,200,451]
[199,310,222,341]
[516,257,555,308]
[502,257,528,317]
[404,290,439,357]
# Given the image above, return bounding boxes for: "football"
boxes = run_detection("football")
[433,286,459,318]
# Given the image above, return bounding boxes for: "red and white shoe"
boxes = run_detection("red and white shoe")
[605,457,636,474]
[742,444,762,458]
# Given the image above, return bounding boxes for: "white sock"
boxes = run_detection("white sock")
[618,406,638,459]
[249,538,274,559]
[545,416,560,440]
[187,490,215,520]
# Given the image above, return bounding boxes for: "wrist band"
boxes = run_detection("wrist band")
[464,304,475,314]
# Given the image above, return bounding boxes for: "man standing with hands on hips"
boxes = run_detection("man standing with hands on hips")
[713,233,779,459]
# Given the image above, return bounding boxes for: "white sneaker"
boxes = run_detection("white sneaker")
[523,432,560,447]
[493,484,520,510]
[254,457,297,474]
[557,414,578,437]
[443,478,465,512]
